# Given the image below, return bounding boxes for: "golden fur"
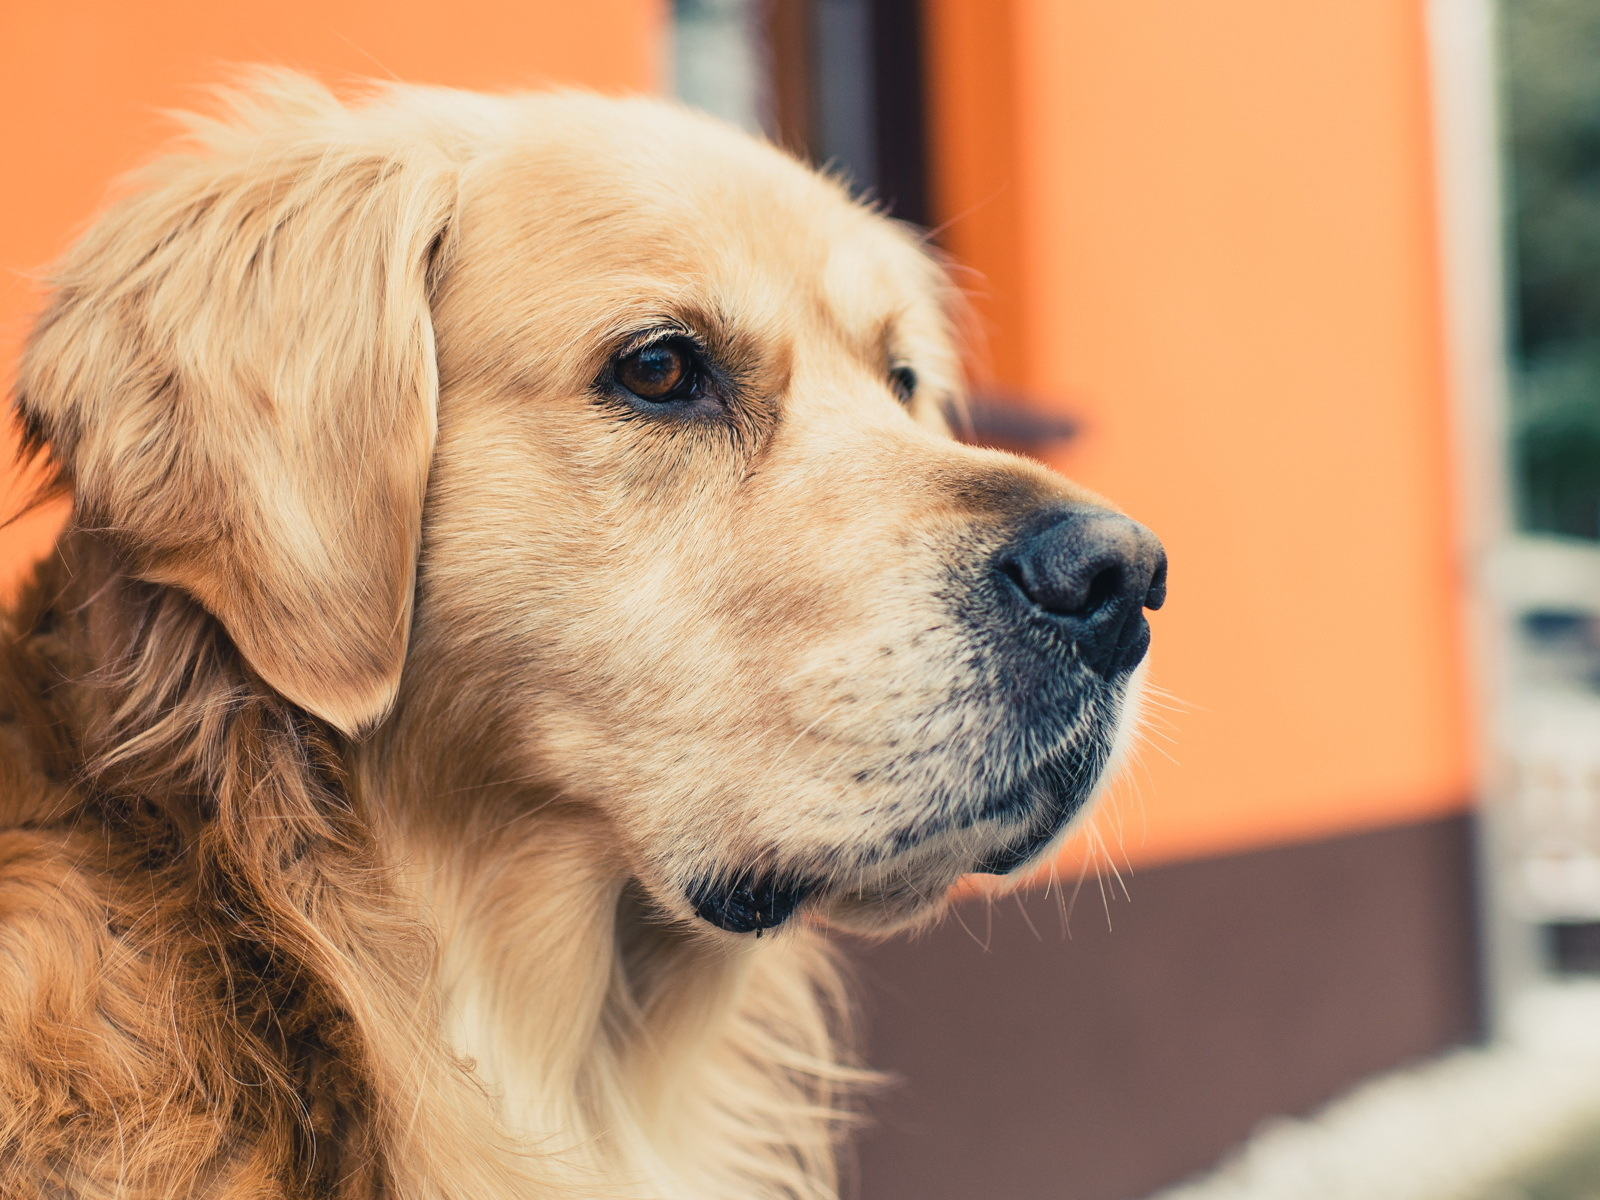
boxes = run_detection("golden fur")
[0,74,1150,1197]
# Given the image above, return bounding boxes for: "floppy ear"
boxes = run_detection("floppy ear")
[16,79,457,735]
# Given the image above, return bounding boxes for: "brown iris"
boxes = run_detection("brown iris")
[616,340,691,401]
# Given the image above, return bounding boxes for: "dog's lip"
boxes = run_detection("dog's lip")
[687,871,815,934]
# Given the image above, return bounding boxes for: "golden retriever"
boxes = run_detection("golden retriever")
[0,72,1164,1198]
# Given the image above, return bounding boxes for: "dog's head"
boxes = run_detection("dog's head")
[18,75,1164,936]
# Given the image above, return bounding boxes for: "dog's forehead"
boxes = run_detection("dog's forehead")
[456,97,942,344]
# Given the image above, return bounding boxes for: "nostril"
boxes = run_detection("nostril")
[1080,564,1123,619]
[998,557,1029,598]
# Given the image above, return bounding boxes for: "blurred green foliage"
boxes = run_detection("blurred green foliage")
[1503,0,1600,539]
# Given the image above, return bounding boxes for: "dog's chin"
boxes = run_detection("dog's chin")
[817,813,1087,936]
[678,670,1146,938]
[682,816,1082,939]
[680,753,1112,938]
[815,865,974,936]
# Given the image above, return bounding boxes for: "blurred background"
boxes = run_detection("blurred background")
[5,1,1600,1197]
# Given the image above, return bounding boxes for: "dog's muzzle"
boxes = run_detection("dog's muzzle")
[688,504,1166,935]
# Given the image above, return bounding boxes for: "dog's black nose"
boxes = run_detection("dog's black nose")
[997,508,1167,676]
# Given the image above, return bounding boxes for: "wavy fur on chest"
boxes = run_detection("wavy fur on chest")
[0,535,859,1199]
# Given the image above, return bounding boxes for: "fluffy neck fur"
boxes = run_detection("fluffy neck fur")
[0,529,860,1199]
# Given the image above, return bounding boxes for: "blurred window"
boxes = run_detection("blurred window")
[670,0,928,223]
[1502,0,1600,540]
[671,0,767,135]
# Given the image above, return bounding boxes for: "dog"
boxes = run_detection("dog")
[0,72,1165,1198]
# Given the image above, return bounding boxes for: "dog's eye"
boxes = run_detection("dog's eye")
[889,364,917,404]
[617,340,694,401]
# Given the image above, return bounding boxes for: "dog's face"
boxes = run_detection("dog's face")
[409,98,1165,934]
[19,81,1163,937]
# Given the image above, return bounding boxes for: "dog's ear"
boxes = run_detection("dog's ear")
[16,79,457,735]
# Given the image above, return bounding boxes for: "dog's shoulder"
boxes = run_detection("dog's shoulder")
[0,823,291,1196]
[0,565,291,1197]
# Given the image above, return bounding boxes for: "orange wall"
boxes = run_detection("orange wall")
[0,0,664,586]
[927,0,1474,867]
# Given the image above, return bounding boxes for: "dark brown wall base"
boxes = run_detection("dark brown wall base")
[845,813,1482,1200]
